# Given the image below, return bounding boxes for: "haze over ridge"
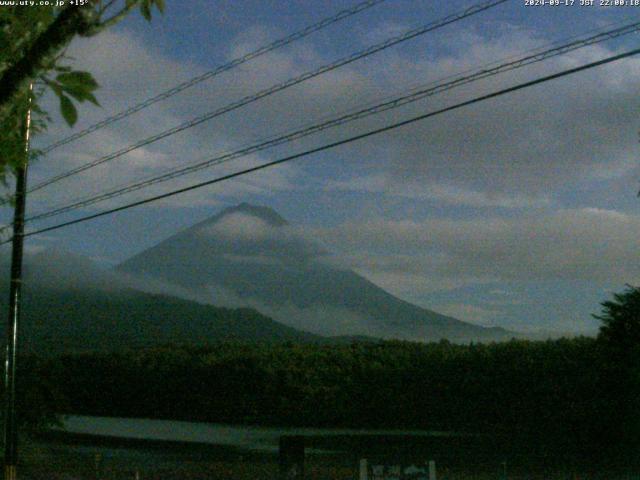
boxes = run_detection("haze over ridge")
[118,203,513,342]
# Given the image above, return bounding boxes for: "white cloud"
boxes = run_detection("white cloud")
[203,212,276,240]
[20,21,640,223]
[9,12,639,338]
[328,173,552,208]
[433,303,501,326]
[308,208,640,293]
[197,211,326,262]
[24,28,309,217]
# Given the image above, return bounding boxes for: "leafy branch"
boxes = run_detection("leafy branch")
[0,0,164,184]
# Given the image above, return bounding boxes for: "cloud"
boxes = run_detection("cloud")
[433,303,501,326]
[0,247,215,301]
[376,43,640,195]
[9,11,638,336]
[201,281,374,337]
[6,248,130,293]
[327,173,552,208]
[308,207,640,295]
[198,211,326,261]
[202,212,283,240]
[20,19,640,224]
[24,28,308,218]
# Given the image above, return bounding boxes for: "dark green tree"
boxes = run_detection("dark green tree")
[595,285,640,352]
[593,286,640,453]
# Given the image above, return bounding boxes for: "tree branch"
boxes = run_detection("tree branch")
[89,2,138,33]
[0,3,98,121]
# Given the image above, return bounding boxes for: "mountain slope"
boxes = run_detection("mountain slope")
[10,290,325,354]
[119,203,512,342]
[0,250,323,354]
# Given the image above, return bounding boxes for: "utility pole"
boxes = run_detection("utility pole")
[3,85,32,480]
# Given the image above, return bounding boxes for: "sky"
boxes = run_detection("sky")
[3,0,640,335]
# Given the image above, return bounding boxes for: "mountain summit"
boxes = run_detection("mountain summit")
[119,204,511,342]
[196,202,289,228]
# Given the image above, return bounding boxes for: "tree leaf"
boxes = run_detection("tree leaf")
[56,71,98,89]
[60,83,90,101]
[44,79,63,98]
[140,1,152,21]
[56,76,99,106]
[154,0,165,14]
[59,94,77,127]
[84,92,100,106]
[59,84,85,102]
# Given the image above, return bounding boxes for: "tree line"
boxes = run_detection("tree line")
[11,286,640,464]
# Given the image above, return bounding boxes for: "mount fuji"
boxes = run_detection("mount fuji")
[119,203,512,343]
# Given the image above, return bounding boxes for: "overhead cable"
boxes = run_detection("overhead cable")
[26,0,509,195]
[11,45,640,242]
[25,20,640,224]
[38,0,389,154]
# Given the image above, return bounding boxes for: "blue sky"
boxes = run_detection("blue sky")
[4,0,640,335]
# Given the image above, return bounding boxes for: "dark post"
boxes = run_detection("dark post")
[279,435,305,480]
[3,86,32,480]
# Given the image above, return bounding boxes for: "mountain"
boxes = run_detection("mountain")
[0,250,323,354]
[118,203,512,343]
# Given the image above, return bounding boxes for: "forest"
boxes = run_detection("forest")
[13,287,640,465]
[15,337,635,460]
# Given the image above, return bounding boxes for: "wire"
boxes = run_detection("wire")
[11,45,640,243]
[25,0,509,195]
[38,0,389,155]
[24,19,640,224]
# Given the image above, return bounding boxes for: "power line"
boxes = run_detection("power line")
[26,0,509,195]
[29,0,507,194]
[24,19,640,224]
[38,0,389,155]
[12,45,640,243]
[25,20,640,222]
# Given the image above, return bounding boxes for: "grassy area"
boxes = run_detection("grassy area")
[9,433,640,480]
[11,440,640,480]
